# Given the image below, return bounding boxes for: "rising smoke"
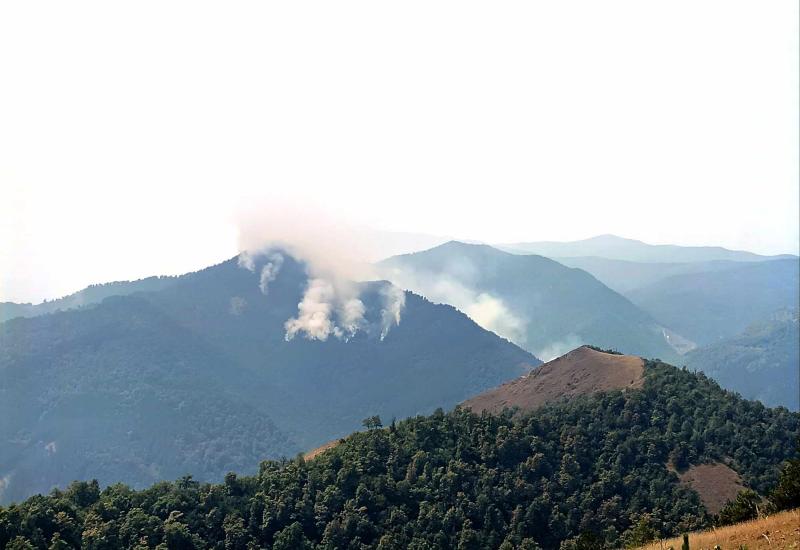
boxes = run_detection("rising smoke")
[377,264,527,347]
[236,203,405,342]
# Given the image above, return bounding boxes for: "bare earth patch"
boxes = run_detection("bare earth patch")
[676,462,746,515]
[463,346,644,414]
[304,439,341,461]
[635,508,800,550]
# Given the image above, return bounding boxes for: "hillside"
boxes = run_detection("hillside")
[463,346,644,414]
[1,358,797,549]
[0,253,537,503]
[627,259,799,346]
[500,234,795,263]
[635,509,800,550]
[378,241,681,361]
[551,256,746,294]
[0,276,177,323]
[684,310,800,410]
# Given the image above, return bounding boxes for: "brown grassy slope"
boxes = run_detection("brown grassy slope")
[675,462,746,515]
[304,439,341,461]
[462,346,644,414]
[635,508,800,549]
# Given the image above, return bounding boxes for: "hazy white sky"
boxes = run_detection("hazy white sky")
[1,1,798,303]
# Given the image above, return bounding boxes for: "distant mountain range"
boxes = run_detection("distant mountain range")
[550,256,752,294]
[378,241,681,362]
[1,234,797,503]
[499,234,796,263]
[0,253,537,503]
[626,259,799,346]
[684,310,799,410]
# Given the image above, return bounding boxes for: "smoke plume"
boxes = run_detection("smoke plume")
[236,202,404,341]
[378,264,527,347]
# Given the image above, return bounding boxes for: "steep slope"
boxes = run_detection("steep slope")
[500,234,796,263]
[0,253,537,503]
[683,310,799,410]
[627,259,799,346]
[378,241,681,361]
[0,276,177,322]
[552,256,748,294]
[463,346,644,414]
[3,358,797,549]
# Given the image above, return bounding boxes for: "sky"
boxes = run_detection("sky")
[1,1,798,303]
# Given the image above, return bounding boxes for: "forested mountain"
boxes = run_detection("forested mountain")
[499,234,795,264]
[0,253,537,503]
[378,242,681,361]
[626,259,799,346]
[0,277,177,323]
[684,310,800,410]
[1,358,797,549]
[550,257,747,294]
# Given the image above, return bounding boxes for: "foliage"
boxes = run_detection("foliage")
[0,360,796,549]
[716,490,761,526]
[767,440,800,511]
[0,254,535,503]
[685,310,799,410]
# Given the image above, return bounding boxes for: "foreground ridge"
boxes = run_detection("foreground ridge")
[0,356,797,549]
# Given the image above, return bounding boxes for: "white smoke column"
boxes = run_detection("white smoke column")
[284,278,336,341]
[236,200,413,341]
[333,297,366,340]
[238,251,256,272]
[258,253,284,295]
[380,284,406,340]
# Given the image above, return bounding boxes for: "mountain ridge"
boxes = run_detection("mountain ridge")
[378,241,683,362]
[499,234,797,263]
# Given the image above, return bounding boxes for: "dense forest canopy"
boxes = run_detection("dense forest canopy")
[1,360,797,549]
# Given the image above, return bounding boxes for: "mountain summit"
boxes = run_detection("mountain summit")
[463,346,644,414]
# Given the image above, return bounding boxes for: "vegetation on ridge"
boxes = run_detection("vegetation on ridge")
[1,360,797,549]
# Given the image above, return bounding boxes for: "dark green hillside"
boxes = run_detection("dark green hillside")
[0,254,537,503]
[2,360,796,549]
[379,242,680,361]
[0,295,297,505]
[627,259,799,346]
[684,310,799,410]
[0,277,177,323]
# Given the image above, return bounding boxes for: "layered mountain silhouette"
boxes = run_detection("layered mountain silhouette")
[550,256,754,294]
[500,234,796,263]
[0,253,538,503]
[684,310,799,410]
[0,276,177,322]
[378,241,681,361]
[626,259,799,346]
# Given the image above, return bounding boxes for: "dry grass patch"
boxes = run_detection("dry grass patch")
[635,509,799,549]
[675,462,746,515]
[463,346,644,414]
[303,439,341,461]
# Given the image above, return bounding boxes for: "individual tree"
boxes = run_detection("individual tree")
[362,415,383,430]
